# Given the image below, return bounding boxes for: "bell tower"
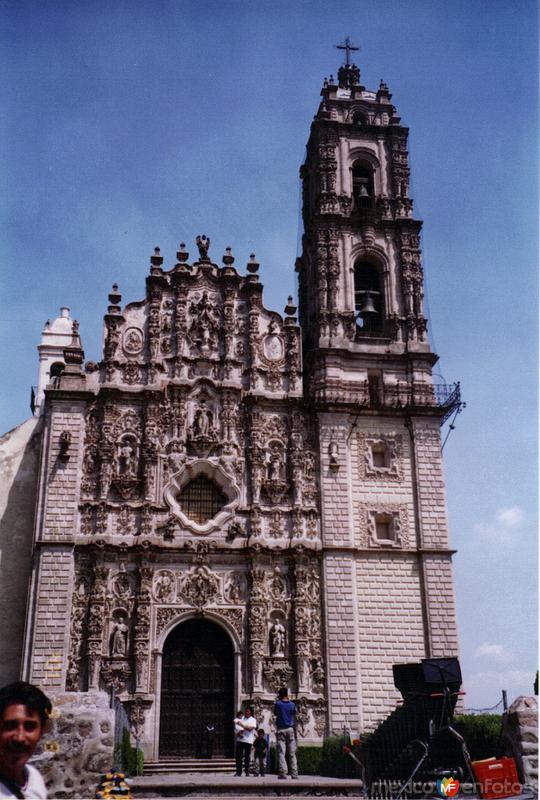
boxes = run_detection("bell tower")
[298,43,462,731]
[297,39,430,391]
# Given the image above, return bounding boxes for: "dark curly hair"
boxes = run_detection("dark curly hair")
[0,682,52,727]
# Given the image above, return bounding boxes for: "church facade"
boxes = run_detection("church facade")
[3,54,461,760]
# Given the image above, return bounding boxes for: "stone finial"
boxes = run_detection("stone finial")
[176,242,189,263]
[222,247,235,266]
[150,247,163,267]
[247,253,259,274]
[284,296,297,316]
[108,284,122,314]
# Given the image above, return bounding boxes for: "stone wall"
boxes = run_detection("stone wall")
[0,416,42,685]
[35,690,114,799]
[503,695,538,792]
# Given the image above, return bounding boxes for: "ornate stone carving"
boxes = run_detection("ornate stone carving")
[357,503,409,548]
[263,659,294,692]
[101,659,132,693]
[155,606,244,639]
[224,572,247,604]
[127,696,152,739]
[179,565,220,607]
[358,433,403,481]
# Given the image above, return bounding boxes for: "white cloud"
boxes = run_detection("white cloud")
[474,642,513,663]
[496,506,525,528]
[466,670,533,691]
[472,505,525,545]
[464,670,535,710]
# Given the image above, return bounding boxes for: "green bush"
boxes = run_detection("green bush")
[116,726,144,776]
[321,734,358,778]
[296,745,323,775]
[267,744,323,775]
[454,714,504,761]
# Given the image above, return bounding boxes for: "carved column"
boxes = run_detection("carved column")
[248,563,267,693]
[247,293,260,390]
[86,565,108,690]
[134,565,152,692]
[66,570,91,691]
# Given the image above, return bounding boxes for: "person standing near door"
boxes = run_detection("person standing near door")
[274,687,298,780]
[234,706,257,777]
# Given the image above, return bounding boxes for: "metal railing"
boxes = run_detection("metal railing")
[312,381,461,421]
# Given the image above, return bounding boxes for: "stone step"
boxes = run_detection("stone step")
[130,772,362,797]
[144,759,235,775]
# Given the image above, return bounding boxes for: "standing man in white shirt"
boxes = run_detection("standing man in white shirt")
[0,682,51,799]
[235,706,257,777]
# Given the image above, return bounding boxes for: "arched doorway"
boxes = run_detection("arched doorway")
[159,618,234,758]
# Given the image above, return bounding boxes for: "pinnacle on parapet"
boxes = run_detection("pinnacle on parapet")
[222,247,235,266]
[107,283,122,314]
[246,253,259,274]
[150,246,164,267]
[284,296,297,316]
[176,242,189,262]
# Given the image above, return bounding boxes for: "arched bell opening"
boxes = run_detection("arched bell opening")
[352,162,375,210]
[158,618,235,758]
[354,260,385,334]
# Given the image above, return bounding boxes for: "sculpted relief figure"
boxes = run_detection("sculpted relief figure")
[153,571,175,602]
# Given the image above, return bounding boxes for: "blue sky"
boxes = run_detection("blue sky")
[1,0,537,711]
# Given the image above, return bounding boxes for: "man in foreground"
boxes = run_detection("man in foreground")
[234,706,257,777]
[0,682,51,799]
[274,686,298,780]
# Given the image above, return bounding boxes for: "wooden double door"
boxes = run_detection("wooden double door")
[159,619,234,757]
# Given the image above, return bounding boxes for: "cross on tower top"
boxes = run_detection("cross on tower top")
[336,36,359,67]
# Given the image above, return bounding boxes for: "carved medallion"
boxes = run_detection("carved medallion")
[123,327,144,355]
[179,565,220,607]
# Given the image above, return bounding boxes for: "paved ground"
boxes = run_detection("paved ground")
[128,771,534,799]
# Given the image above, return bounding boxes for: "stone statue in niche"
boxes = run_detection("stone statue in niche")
[267,450,283,481]
[110,616,129,657]
[194,404,213,437]
[262,443,288,503]
[312,658,325,693]
[189,291,219,355]
[118,439,136,475]
[269,620,286,657]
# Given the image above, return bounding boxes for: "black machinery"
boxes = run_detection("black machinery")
[360,657,475,798]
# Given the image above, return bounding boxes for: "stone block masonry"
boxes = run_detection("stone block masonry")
[322,554,362,732]
[26,546,74,688]
[38,401,86,542]
[356,556,426,729]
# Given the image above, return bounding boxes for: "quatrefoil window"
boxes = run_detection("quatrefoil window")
[179,475,227,525]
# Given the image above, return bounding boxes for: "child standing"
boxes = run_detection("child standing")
[253,728,267,776]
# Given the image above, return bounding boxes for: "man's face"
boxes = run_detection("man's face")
[0,704,44,776]
[244,708,252,718]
